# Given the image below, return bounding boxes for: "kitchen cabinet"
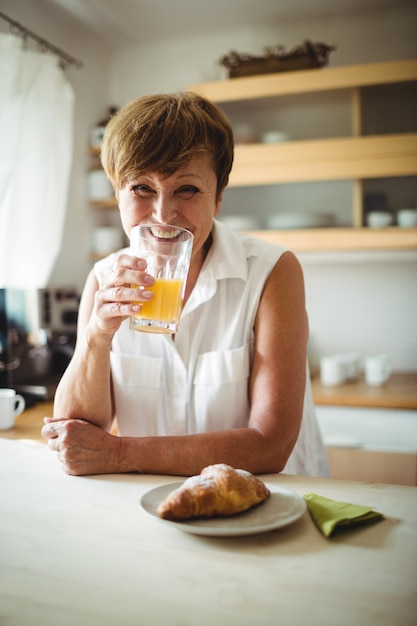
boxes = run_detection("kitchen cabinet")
[325,447,416,486]
[188,59,417,252]
[313,372,417,485]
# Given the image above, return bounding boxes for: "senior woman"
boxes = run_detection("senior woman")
[42,92,329,478]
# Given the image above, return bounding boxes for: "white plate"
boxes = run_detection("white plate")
[140,482,306,537]
[266,213,336,230]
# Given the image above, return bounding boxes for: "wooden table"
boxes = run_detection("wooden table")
[0,438,416,626]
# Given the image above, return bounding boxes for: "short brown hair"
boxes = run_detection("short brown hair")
[101,92,234,200]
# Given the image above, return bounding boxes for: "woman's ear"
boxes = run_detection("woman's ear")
[214,188,224,216]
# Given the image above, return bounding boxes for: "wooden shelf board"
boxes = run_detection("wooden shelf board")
[89,198,118,208]
[244,227,417,252]
[311,372,417,410]
[229,134,417,186]
[188,59,417,102]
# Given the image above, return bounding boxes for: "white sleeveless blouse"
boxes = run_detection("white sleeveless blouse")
[94,220,329,477]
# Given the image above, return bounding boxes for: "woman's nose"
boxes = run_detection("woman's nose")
[152,195,177,224]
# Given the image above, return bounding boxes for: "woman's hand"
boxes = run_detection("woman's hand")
[42,417,124,475]
[86,254,155,345]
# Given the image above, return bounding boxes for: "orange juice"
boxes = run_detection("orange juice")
[133,278,184,326]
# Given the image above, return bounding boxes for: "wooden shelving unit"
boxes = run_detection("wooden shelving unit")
[311,371,417,410]
[88,60,417,254]
[89,197,117,208]
[228,134,416,187]
[244,227,417,252]
[188,59,417,101]
[187,59,417,251]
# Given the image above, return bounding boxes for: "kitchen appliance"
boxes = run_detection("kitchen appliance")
[0,288,79,402]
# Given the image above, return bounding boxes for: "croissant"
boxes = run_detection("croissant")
[157,463,270,521]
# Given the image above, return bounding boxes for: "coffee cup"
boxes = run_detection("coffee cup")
[364,355,392,386]
[397,209,417,228]
[0,389,26,430]
[320,356,347,386]
[366,211,392,228]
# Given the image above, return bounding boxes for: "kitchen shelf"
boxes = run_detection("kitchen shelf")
[245,227,417,252]
[87,216,417,253]
[188,59,417,102]
[188,59,417,250]
[229,134,417,187]
[89,197,117,208]
[311,371,417,410]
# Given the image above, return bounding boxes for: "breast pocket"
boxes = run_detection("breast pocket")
[193,344,250,432]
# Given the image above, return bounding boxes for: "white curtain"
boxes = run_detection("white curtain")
[0,33,75,288]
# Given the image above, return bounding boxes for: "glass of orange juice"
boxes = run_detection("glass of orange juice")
[129,224,194,334]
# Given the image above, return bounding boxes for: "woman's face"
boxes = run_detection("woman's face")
[116,154,223,273]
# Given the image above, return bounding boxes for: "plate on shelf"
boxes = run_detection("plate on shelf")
[266,213,336,230]
[140,481,306,537]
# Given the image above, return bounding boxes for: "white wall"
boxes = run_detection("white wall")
[301,251,417,372]
[1,1,416,370]
[0,0,113,292]
[108,3,417,103]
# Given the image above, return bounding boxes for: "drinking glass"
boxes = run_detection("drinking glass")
[129,224,193,334]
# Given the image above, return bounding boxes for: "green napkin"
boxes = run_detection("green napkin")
[303,493,385,538]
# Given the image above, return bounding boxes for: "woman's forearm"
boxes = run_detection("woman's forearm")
[53,329,113,430]
[118,426,287,476]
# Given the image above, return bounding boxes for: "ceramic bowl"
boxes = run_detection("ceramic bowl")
[261,131,289,144]
[366,211,392,228]
[266,213,335,230]
[397,209,417,228]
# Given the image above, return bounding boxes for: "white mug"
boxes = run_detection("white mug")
[0,389,26,430]
[364,355,392,386]
[320,356,347,386]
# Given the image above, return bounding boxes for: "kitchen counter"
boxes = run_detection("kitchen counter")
[1,401,122,442]
[3,371,417,445]
[0,437,416,626]
[0,400,54,443]
[311,371,417,410]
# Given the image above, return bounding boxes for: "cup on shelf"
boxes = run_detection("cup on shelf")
[87,170,113,201]
[366,211,392,228]
[397,209,417,228]
[364,355,392,386]
[320,356,347,387]
[261,130,289,144]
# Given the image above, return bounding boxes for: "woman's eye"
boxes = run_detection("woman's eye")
[132,184,154,196]
[176,185,199,198]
